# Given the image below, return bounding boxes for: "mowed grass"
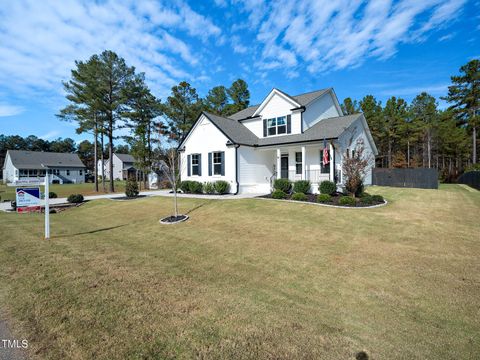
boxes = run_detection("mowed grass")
[0,181,127,201]
[0,185,479,359]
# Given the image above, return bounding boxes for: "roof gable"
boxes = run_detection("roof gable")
[252,88,301,117]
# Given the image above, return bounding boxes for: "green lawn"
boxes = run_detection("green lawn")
[0,181,128,201]
[0,185,479,359]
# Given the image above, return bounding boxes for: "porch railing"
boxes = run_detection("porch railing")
[280,170,330,184]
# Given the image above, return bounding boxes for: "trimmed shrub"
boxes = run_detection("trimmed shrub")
[125,177,139,197]
[214,180,230,194]
[159,179,171,189]
[67,194,84,203]
[189,181,203,194]
[372,194,384,203]
[271,189,287,199]
[291,192,308,201]
[339,195,356,206]
[317,193,332,203]
[203,182,215,194]
[273,178,292,193]
[49,191,58,198]
[319,180,336,195]
[360,195,374,205]
[293,180,311,194]
[179,181,191,193]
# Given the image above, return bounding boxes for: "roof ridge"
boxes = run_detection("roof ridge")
[291,88,331,98]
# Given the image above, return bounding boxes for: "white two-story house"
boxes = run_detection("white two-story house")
[179,88,378,194]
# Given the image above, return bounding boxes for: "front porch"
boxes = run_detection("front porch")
[265,142,342,193]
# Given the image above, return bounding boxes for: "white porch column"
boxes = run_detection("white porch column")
[276,148,281,178]
[329,142,334,182]
[301,146,306,180]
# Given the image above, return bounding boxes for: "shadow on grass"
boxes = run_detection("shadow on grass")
[51,224,129,238]
[184,200,215,215]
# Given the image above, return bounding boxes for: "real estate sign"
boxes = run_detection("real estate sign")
[16,187,41,213]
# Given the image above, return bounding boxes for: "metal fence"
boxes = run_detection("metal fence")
[372,168,438,189]
[457,171,480,190]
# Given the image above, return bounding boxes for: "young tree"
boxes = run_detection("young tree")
[204,85,228,115]
[162,81,202,141]
[342,139,372,197]
[443,59,480,164]
[160,148,180,218]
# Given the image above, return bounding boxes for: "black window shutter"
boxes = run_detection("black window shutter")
[198,154,202,176]
[208,153,212,176]
[287,115,291,133]
[263,119,267,137]
[187,155,191,176]
[220,152,225,176]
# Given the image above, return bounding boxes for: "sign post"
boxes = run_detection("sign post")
[44,174,50,239]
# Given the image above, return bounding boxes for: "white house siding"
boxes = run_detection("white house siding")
[243,92,302,138]
[180,115,238,193]
[112,155,124,180]
[2,153,17,183]
[337,118,375,185]
[238,147,273,194]
[303,93,342,130]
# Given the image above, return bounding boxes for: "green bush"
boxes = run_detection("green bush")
[125,177,139,197]
[214,180,230,194]
[293,180,311,194]
[179,181,191,193]
[271,189,287,199]
[273,178,291,193]
[291,192,308,201]
[465,163,480,172]
[189,181,203,194]
[67,194,84,203]
[203,182,215,194]
[360,195,374,205]
[319,180,336,195]
[317,193,332,203]
[339,195,356,206]
[371,194,384,203]
[48,191,58,198]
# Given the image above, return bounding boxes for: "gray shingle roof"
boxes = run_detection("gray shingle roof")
[228,88,331,121]
[6,150,86,169]
[256,113,361,146]
[203,112,258,145]
[115,153,135,163]
[204,112,361,147]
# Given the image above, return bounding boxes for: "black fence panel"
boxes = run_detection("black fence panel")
[372,168,438,189]
[457,171,480,190]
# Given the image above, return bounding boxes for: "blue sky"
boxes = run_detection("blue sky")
[0,0,479,143]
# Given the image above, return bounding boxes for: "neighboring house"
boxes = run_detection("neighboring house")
[97,153,139,181]
[2,150,86,184]
[179,88,378,194]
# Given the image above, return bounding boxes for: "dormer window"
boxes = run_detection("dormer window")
[263,115,291,137]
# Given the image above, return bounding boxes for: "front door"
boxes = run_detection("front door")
[281,154,289,179]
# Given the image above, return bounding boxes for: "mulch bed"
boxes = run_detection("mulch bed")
[111,195,149,201]
[259,193,385,207]
[160,215,189,224]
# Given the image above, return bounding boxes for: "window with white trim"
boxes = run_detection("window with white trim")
[267,116,287,136]
[66,170,70,176]
[213,152,222,175]
[191,154,199,175]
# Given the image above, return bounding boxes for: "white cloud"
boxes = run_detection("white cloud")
[0,0,221,101]
[0,104,24,117]
[438,33,456,41]
[377,84,449,96]
[231,35,248,54]
[40,130,61,140]
[234,0,467,75]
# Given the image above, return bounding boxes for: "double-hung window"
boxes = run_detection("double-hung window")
[295,152,302,175]
[191,154,200,175]
[266,116,289,136]
[213,152,222,175]
[267,118,277,136]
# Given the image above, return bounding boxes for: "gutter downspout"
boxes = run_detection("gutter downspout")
[234,144,240,195]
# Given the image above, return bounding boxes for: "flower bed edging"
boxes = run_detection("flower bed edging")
[257,197,388,209]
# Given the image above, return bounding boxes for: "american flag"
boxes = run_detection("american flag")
[322,138,329,166]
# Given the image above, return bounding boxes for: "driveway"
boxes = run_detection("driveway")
[0,314,27,360]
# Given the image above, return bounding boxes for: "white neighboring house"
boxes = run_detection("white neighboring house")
[97,153,139,181]
[179,88,378,194]
[2,150,86,184]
